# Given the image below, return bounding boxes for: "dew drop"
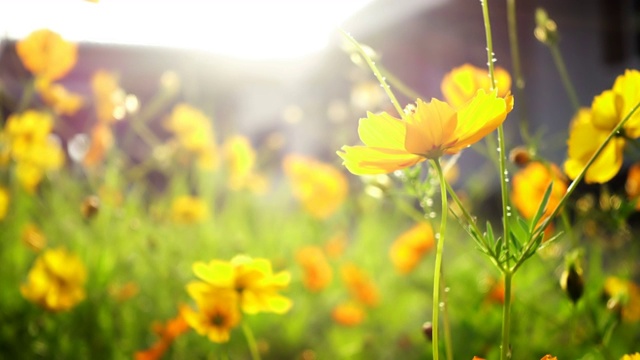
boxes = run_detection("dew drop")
[444,287,450,293]
[426,198,434,207]
[435,233,441,239]
[429,212,437,218]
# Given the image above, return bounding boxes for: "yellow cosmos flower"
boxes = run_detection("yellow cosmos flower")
[166,104,216,152]
[36,79,84,116]
[621,353,640,360]
[390,222,435,274]
[0,186,9,221]
[92,70,125,123]
[441,64,512,108]
[604,276,640,322]
[222,135,269,193]
[21,223,46,252]
[564,108,626,184]
[296,246,333,292]
[511,162,567,220]
[4,110,54,160]
[170,195,209,224]
[283,155,348,219]
[183,291,241,343]
[591,69,640,138]
[16,29,77,81]
[188,255,292,315]
[20,248,87,312]
[338,90,513,175]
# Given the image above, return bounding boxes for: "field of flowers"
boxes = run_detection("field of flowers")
[1,1,640,360]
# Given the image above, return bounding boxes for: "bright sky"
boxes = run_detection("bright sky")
[0,0,374,60]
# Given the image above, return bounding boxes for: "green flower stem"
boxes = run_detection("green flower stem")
[339,30,406,118]
[519,100,640,268]
[549,44,580,112]
[481,1,514,358]
[430,159,448,360]
[506,0,531,142]
[242,323,261,360]
[441,277,454,360]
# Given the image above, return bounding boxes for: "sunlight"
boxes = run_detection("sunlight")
[0,0,373,60]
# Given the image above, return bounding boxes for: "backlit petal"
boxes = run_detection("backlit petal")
[358,112,406,150]
[404,98,457,157]
[451,90,512,151]
[337,146,424,175]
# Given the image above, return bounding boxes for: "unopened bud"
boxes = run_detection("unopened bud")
[509,147,532,167]
[535,8,559,46]
[81,195,100,219]
[560,261,584,303]
[422,322,433,342]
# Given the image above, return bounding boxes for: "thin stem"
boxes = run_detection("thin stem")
[506,0,531,142]
[340,30,405,118]
[430,159,448,360]
[549,44,580,112]
[500,272,513,360]
[441,277,454,360]
[481,1,513,359]
[242,323,261,360]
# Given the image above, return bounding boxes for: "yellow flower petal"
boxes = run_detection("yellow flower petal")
[337,145,424,175]
[404,98,457,158]
[591,90,623,131]
[452,90,513,151]
[358,112,407,149]
[614,69,640,138]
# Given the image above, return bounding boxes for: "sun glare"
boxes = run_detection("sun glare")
[0,0,373,60]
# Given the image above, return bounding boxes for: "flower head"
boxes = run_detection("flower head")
[625,163,640,209]
[338,90,513,175]
[332,302,365,326]
[621,353,640,360]
[296,246,333,291]
[21,223,46,252]
[16,29,77,81]
[511,161,567,221]
[222,135,269,193]
[283,155,348,219]
[341,263,379,307]
[441,64,512,108]
[170,195,209,224]
[603,276,640,322]
[135,306,191,359]
[183,291,241,343]
[390,222,435,274]
[20,248,87,312]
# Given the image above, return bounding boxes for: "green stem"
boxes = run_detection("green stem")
[481,1,513,359]
[500,272,513,359]
[340,30,405,118]
[506,0,531,142]
[430,159,448,360]
[242,323,261,360]
[441,278,454,360]
[549,44,580,112]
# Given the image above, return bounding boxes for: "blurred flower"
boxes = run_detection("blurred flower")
[91,70,125,124]
[332,302,365,326]
[165,103,218,169]
[296,246,332,291]
[283,155,348,219]
[564,108,626,184]
[540,356,558,360]
[621,354,640,360]
[83,123,114,167]
[21,223,46,252]
[108,282,139,302]
[591,69,640,138]
[16,29,77,81]
[170,195,209,224]
[324,231,347,259]
[509,146,532,167]
[472,357,486,360]
[135,306,190,359]
[441,64,512,108]
[389,222,435,274]
[341,263,379,307]
[511,162,567,222]
[603,277,640,322]
[4,110,53,160]
[188,255,292,315]
[20,248,87,312]
[223,135,268,193]
[36,79,84,116]
[338,90,513,175]
[625,163,640,210]
[0,186,8,220]
[485,278,506,305]
[182,291,241,343]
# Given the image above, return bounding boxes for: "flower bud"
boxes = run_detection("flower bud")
[535,8,559,46]
[81,195,100,219]
[560,262,584,303]
[508,147,532,167]
[422,321,433,342]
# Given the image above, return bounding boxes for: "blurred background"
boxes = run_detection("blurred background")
[0,0,639,184]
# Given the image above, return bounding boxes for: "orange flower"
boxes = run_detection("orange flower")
[108,282,139,302]
[390,222,435,274]
[296,246,332,291]
[332,302,365,326]
[338,90,513,175]
[83,123,114,167]
[36,79,84,116]
[21,223,46,252]
[441,64,512,108]
[16,29,77,81]
[511,161,567,221]
[182,292,241,343]
[625,163,640,209]
[341,263,379,307]
[283,155,348,219]
[324,231,347,259]
[540,356,558,360]
[135,306,190,360]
